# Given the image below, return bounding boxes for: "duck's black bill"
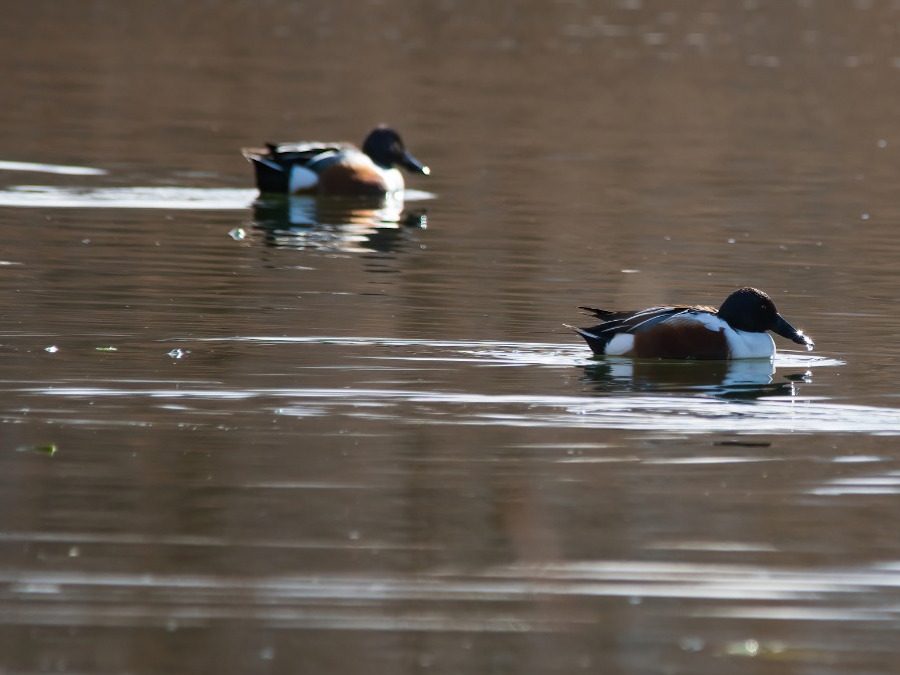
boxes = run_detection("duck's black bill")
[773,314,814,348]
[400,151,430,176]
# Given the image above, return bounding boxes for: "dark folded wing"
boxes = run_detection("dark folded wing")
[578,305,716,336]
[265,141,355,161]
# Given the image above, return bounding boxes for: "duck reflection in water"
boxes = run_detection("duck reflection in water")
[250,192,427,254]
[582,358,812,400]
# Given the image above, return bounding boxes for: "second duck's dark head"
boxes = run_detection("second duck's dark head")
[718,287,814,348]
[362,126,430,176]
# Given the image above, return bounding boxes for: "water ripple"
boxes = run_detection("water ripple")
[0,186,437,210]
[1,337,867,433]
[1,559,898,630]
[182,336,843,369]
[0,160,107,176]
[13,383,900,434]
[0,185,257,210]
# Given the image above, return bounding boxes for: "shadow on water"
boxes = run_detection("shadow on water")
[582,357,810,401]
[250,193,429,254]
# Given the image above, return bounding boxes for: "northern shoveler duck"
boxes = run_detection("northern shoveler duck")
[573,287,814,360]
[242,126,429,195]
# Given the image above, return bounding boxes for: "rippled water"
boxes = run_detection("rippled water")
[3,1,900,674]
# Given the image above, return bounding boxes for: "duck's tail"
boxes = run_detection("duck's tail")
[565,323,611,355]
[578,306,620,320]
[242,148,289,193]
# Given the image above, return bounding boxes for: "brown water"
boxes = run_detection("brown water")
[2,1,900,673]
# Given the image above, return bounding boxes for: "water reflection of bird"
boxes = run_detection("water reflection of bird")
[250,193,426,254]
[242,126,430,195]
[581,358,810,400]
[572,287,814,360]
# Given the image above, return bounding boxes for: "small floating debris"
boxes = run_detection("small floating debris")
[721,638,788,659]
[16,443,57,456]
[725,639,761,657]
[228,227,247,241]
[167,348,189,359]
[678,636,705,652]
[95,346,118,352]
[44,345,58,353]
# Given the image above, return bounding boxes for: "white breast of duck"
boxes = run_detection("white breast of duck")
[288,150,404,194]
[604,312,776,359]
[680,312,776,359]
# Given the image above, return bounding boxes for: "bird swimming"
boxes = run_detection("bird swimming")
[572,287,814,360]
[242,126,429,196]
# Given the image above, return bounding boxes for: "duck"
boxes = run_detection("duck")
[572,287,814,360]
[242,126,429,196]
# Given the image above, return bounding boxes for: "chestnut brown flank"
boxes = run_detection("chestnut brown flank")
[317,158,387,195]
[632,321,729,359]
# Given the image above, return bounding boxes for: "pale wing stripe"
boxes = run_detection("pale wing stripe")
[627,308,688,332]
[593,307,674,335]
[625,306,674,320]
[257,158,283,171]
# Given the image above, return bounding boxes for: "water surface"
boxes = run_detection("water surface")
[3,2,900,674]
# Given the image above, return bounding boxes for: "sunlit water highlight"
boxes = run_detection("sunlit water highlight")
[2,558,899,630]
[6,337,888,435]
[0,185,436,210]
[0,160,107,176]
[184,336,843,369]
[0,185,258,210]
[4,2,900,672]
[17,384,899,434]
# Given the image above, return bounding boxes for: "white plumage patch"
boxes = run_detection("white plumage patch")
[381,167,405,193]
[726,328,776,359]
[288,165,319,193]
[669,312,722,332]
[605,333,635,356]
